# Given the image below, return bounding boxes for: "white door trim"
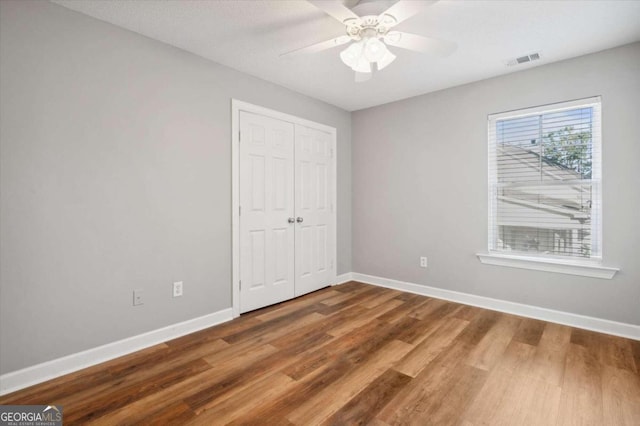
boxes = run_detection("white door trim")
[231,99,337,318]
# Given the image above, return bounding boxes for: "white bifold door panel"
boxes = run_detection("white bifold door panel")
[238,111,335,313]
[239,111,296,313]
[294,124,334,296]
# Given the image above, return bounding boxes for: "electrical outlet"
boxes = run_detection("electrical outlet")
[133,289,144,306]
[173,281,183,297]
[420,257,428,268]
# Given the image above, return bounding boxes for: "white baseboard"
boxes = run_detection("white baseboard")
[0,308,233,396]
[334,272,354,285]
[351,272,640,341]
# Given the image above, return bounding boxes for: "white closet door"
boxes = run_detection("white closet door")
[294,124,334,296]
[239,111,295,313]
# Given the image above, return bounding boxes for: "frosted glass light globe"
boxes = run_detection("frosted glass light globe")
[340,41,364,68]
[352,52,372,73]
[364,38,387,62]
[377,49,397,70]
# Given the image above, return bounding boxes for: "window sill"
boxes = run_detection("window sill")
[476,253,619,279]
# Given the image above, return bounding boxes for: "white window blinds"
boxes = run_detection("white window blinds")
[488,97,602,260]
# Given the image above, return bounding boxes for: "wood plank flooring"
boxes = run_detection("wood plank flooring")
[1,282,639,425]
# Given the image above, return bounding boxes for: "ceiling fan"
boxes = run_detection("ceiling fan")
[282,0,457,82]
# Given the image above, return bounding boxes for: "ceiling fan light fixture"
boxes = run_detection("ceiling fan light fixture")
[376,48,396,70]
[340,40,372,73]
[292,1,457,82]
[340,40,363,69]
[352,49,372,73]
[363,37,387,62]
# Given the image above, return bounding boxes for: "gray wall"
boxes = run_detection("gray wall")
[0,0,351,374]
[352,42,640,326]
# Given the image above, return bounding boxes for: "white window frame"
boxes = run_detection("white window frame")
[477,96,618,279]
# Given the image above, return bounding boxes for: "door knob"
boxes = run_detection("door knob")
[296,217,304,223]
[288,217,295,224]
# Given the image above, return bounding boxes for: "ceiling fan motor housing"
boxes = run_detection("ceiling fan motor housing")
[344,14,397,41]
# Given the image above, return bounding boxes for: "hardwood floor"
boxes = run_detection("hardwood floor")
[1,282,639,425]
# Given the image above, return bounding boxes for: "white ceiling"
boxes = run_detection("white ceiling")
[52,0,640,111]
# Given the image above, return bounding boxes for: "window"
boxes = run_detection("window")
[487,97,602,263]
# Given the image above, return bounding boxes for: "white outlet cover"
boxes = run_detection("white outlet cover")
[133,289,144,306]
[173,281,183,297]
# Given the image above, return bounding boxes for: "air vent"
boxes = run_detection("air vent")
[506,52,542,67]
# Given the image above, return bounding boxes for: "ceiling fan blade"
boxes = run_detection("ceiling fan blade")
[384,31,456,57]
[380,0,438,27]
[308,0,360,24]
[355,71,372,83]
[280,35,351,57]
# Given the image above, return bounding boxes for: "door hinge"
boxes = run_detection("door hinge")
[239,205,241,216]
[239,280,242,290]
[239,130,241,141]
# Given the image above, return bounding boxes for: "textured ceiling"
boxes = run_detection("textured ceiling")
[52,0,640,111]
